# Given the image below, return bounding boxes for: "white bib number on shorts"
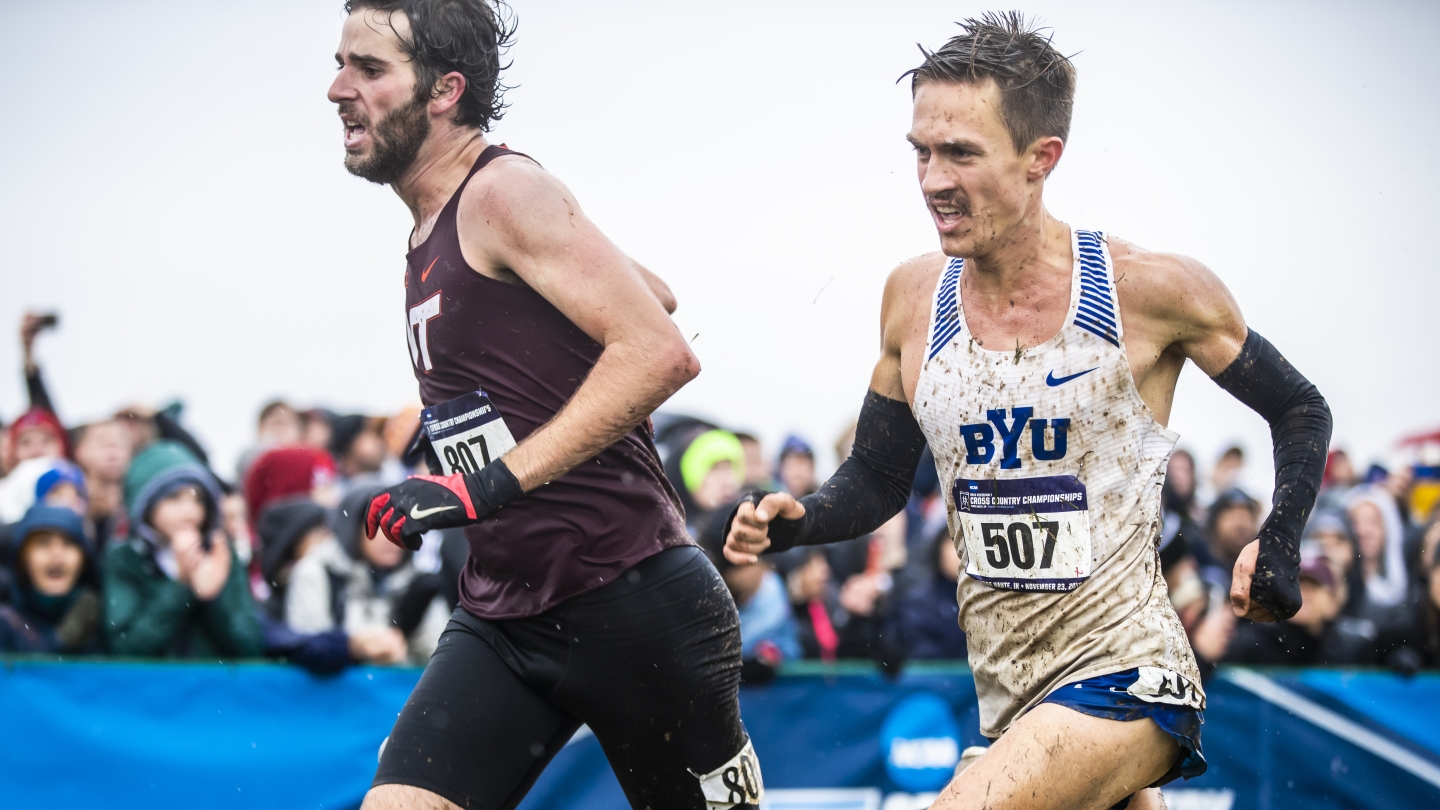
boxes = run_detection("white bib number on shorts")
[692,738,763,809]
[421,391,517,475]
[954,475,1091,592]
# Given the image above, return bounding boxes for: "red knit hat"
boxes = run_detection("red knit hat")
[4,408,71,471]
[243,445,336,524]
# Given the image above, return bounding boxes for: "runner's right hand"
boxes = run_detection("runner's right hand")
[724,492,805,565]
[366,474,480,551]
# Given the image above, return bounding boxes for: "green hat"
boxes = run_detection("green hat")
[680,430,746,496]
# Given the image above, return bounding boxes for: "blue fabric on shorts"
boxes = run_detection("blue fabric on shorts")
[1038,668,1207,784]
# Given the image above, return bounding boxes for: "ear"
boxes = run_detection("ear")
[428,71,468,118]
[1027,135,1065,181]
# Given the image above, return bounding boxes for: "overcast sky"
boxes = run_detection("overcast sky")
[2,0,1437,496]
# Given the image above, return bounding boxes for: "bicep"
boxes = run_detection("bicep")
[1150,255,1250,377]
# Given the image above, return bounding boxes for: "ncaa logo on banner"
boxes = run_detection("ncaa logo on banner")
[880,693,960,792]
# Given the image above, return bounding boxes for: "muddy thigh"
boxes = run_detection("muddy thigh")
[934,702,1177,810]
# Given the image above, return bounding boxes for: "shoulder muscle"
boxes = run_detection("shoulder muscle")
[1110,236,1247,376]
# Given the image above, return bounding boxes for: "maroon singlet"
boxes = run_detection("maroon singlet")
[403,145,691,619]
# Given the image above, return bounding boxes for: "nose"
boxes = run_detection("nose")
[919,153,955,198]
[328,68,354,104]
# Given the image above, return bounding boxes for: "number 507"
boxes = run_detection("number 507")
[980,521,1059,570]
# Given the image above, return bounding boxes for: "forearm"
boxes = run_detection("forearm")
[1211,329,1332,619]
[738,390,927,553]
[25,365,54,414]
[505,337,696,490]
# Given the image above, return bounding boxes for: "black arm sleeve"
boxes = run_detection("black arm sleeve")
[1211,329,1332,620]
[727,390,929,554]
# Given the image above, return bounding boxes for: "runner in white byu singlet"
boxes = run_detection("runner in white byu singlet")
[919,229,1204,738]
[724,13,1330,810]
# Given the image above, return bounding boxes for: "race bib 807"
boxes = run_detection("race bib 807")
[954,475,1091,592]
[421,391,517,475]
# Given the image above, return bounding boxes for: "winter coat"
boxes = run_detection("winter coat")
[1225,616,1378,666]
[285,516,448,665]
[0,506,101,654]
[888,572,968,660]
[102,442,262,658]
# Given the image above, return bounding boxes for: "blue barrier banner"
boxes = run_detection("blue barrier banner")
[2,660,1438,809]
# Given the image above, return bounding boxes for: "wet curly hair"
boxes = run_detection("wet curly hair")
[344,0,516,132]
[901,11,1076,154]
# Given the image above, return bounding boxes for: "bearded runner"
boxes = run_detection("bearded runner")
[328,2,761,808]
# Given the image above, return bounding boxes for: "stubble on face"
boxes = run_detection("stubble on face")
[342,93,432,185]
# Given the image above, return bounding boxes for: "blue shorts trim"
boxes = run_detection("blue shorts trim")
[1038,668,1207,783]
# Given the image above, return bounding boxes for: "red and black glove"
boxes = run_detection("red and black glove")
[365,459,524,550]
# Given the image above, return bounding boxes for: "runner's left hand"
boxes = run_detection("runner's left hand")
[1229,540,1278,622]
[366,474,479,551]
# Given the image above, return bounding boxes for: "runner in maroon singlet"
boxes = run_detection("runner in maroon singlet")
[327,3,761,809]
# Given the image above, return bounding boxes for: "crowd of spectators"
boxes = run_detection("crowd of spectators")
[3,311,1440,682]
[0,314,452,671]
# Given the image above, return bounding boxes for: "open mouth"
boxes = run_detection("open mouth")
[929,200,970,231]
[341,116,368,149]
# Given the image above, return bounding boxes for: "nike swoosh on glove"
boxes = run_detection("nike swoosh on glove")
[365,460,524,550]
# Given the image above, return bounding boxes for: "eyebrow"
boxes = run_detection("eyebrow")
[335,52,388,68]
[906,135,985,155]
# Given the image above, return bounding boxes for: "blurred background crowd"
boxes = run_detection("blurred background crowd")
[2,311,1440,684]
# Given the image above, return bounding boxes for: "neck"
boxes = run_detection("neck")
[391,124,489,228]
[964,206,1069,293]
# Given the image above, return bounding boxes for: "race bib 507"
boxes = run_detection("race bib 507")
[954,475,1091,592]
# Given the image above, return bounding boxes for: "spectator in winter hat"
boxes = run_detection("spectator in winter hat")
[280,486,447,665]
[0,505,100,653]
[666,429,746,538]
[35,460,87,515]
[327,414,391,491]
[254,497,406,671]
[4,408,69,471]
[1194,488,1261,589]
[243,445,339,525]
[777,435,818,498]
[102,442,261,658]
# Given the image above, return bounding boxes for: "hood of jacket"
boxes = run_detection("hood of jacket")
[124,441,224,550]
[333,484,388,561]
[8,504,95,620]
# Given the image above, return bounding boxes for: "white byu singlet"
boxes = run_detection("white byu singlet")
[914,228,1203,738]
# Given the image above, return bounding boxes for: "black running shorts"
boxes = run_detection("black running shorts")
[372,545,756,809]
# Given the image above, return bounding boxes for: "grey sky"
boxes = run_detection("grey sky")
[2,0,1437,495]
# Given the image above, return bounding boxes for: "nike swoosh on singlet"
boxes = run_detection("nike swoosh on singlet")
[420,256,439,283]
[1045,367,1099,386]
[410,504,459,519]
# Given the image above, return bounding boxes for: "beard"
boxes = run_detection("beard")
[342,95,431,185]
